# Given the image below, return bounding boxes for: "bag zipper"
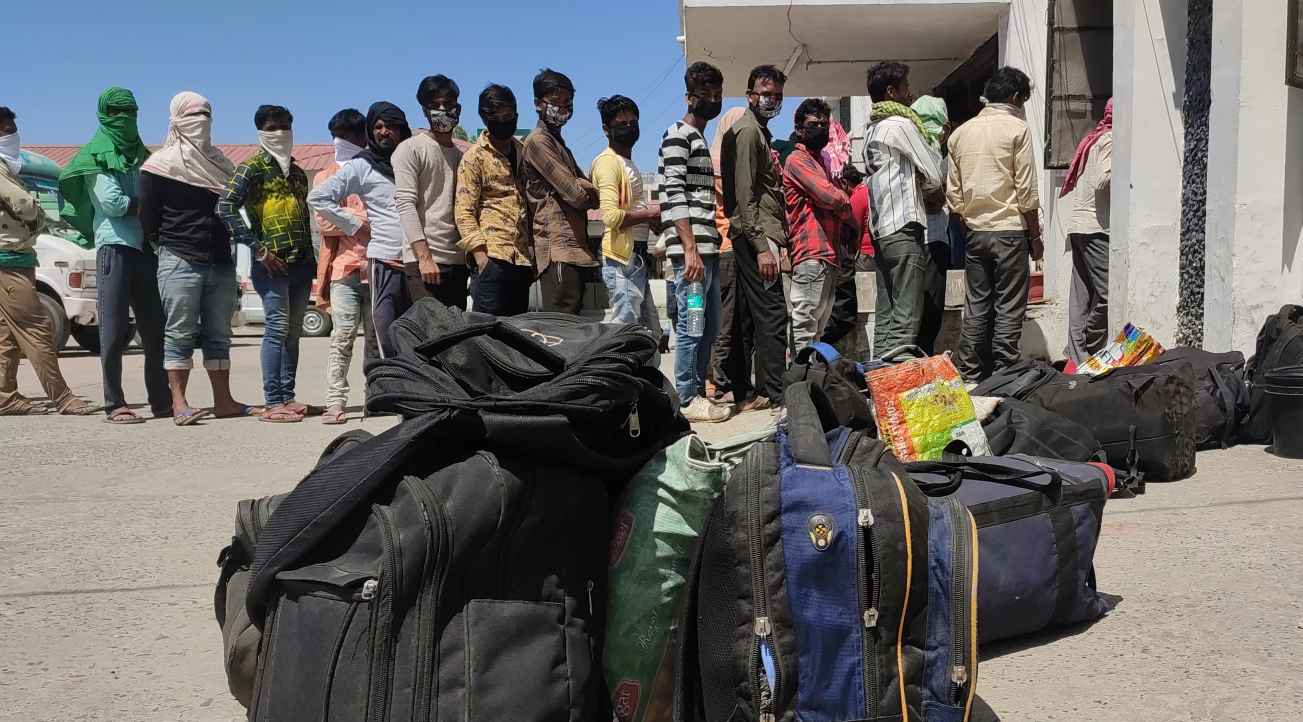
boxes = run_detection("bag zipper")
[946,495,974,710]
[249,603,279,721]
[746,446,782,722]
[844,434,881,719]
[368,505,403,722]
[406,481,449,722]
[320,595,364,722]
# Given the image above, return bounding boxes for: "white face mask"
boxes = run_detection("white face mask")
[333,137,364,163]
[0,132,21,175]
[257,129,294,175]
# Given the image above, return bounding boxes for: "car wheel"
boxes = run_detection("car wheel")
[37,292,71,351]
[70,323,101,355]
[301,307,332,337]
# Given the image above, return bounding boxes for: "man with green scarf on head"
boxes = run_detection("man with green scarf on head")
[862,62,943,357]
[59,87,170,424]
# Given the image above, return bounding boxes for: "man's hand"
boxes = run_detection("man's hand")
[1028,234,1045,262]
[258,249,288,275]
[682,247,705,283]
[757,249,780,284]
[580,180,599,208]
[314,275,331,311]
[417,255,441,285]
[473,249,490,273]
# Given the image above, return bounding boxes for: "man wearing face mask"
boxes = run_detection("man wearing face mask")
[394,74,467,310]
[309,102,413,364]
[219,104,316,422]
[454,84,533,316]
[0,106,98,416]
[311,108,378,425]
[782,98,853,353]
[720,64,790,413]
[591,95,660,327]
[58,87,168,424]
[523,68,598,315]
[657,61,731,424]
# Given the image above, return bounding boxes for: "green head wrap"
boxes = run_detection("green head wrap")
[911,96,949,149]
[57,87,150,244]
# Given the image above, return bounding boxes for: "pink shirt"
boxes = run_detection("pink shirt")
[314,162,370,281]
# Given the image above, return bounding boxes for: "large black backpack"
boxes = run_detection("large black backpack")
[1242,305,1303,444]
[676,382,990,722]
[236,301,688,722]
[1151,348,1249,450]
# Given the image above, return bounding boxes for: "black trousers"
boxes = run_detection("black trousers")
[369,260,413,359]
[539,261,587,315]
[711,251,755,397]
[956,230,1031,382]
[820,249,859,347]
[917,241,951,355]
[97,244,169,415]
[733,238,788,405]
[405,262,471,311]
[473,258,533,316]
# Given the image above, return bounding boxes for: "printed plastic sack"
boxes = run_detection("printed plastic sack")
[605,434,731,722]
[866,354,992,461]
[1078,323,1166,376]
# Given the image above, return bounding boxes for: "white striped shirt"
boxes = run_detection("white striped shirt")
[863,116,943,239]
[656,121,720,255]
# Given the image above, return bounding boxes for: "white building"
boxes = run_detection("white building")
[680,0,1303,356]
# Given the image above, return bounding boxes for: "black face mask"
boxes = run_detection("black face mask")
[693,98,723,122]
[485,117,517,141]
[803,126,830,152]
[610,124,640,147]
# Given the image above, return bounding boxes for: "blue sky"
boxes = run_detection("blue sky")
[10,0,797,171]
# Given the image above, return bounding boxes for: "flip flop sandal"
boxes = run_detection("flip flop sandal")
[0,401,54,416]
[321,407,348,425]
[59,401,101,416]
[105,408,146,425]
[173,409,212,427]
[215,405,266,419]
[260,407,304,423]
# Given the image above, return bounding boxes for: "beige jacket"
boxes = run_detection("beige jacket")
[0,164,46,255]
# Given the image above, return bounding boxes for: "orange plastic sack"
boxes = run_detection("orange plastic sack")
[866,355,992,462]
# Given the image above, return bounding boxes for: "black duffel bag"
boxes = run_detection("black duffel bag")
[982,398,1105,463]
[1152,347,1249,450]
[1242,304,1303,444]
[782,341,874,430]
[231,303,688,721]
[908,456,1117,645]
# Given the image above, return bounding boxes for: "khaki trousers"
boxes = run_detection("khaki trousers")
[0,267,74,411]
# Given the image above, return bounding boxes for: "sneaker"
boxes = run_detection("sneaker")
[682,396,733,424]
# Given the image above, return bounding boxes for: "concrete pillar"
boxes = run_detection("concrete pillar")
[1204,0,1303,352]
[1110,0,1187,346]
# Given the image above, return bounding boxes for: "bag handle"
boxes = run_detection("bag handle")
[414,318,568,374]
[876,344,927,363]
[906,459,1064,503]
[784,381,841,467]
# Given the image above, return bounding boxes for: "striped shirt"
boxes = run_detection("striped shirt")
[863,115,943,239]
[656,121,719,255]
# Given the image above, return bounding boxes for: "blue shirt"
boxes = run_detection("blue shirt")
[90,169,144,250]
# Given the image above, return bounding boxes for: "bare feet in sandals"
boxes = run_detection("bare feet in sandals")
[260,405,305,423]
[214,402,264,419]
[321,404,347,425]
[105,407,146,425]
[58,398,100,416]
[283,401,323,417]
[0,399,54,416]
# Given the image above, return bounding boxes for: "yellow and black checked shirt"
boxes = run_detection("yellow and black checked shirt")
[217,150,314,263]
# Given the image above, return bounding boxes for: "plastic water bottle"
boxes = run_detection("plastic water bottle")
[685,281,706,338]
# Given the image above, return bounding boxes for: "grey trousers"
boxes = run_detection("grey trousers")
[1066,232,1110,364]
[872,225,929,358]
[956,230,1030,382]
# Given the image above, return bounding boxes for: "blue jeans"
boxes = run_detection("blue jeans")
[251,258,314,406]
[670,254,721,405]
[601,254,651,325]
[157,247,238,371]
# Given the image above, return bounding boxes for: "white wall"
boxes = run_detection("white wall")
[1204,0,1303,353]
[1110,0,1187,346]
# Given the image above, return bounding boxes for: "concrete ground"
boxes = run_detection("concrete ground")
[1,331,1301,721]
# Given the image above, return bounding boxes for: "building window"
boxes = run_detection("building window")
[1289,0,1303,88]
[1044,0,1113,168]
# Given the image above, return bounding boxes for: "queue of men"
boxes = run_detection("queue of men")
[0,60,1112,424]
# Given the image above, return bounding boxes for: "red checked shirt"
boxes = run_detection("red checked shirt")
[782,143,851,267]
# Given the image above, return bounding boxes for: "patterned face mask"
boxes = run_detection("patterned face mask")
[755,96,783,120]
[543,102,573,129]
[426,107,460,133]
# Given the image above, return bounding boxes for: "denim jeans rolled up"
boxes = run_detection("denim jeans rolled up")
[669,254,721,405]
[251,258,315,407]
[157,246,238,371]
[601,253,650,325]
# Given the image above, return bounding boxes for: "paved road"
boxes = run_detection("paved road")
[1,332,1301,720]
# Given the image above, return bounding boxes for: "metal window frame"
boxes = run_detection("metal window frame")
[1043,0,1113,169]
